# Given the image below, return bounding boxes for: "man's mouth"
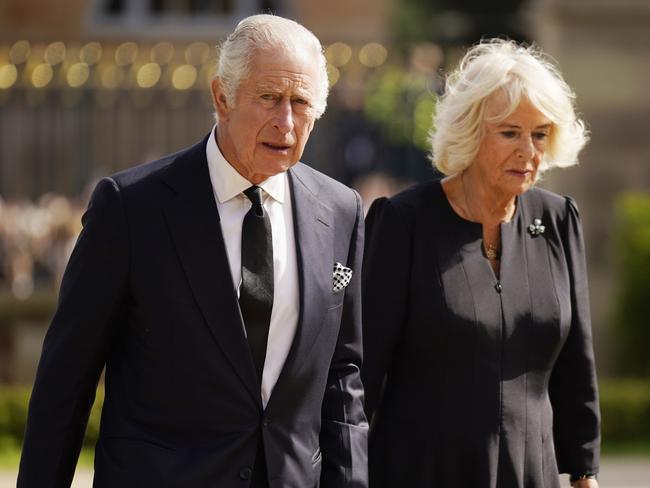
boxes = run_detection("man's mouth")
[262,142,292,151]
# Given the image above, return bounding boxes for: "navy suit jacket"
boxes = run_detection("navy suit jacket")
[18,135,368,488]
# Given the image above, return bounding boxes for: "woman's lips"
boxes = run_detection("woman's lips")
[506,169,532,178]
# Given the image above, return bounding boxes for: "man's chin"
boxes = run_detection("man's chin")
[262,159,297,175]
[247,160,297,183]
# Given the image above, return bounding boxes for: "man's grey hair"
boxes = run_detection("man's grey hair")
[214,14,329,122]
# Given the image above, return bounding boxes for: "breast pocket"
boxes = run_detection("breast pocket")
[328,292,345,310]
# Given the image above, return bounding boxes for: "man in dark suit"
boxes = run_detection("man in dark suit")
[18,14,367,488]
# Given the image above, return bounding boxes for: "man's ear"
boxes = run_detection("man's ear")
[210,78,230,121]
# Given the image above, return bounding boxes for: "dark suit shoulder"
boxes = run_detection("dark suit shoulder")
[389,179,439,209]
[526,186,580,224]
[291,162,360,216]
[365,179,440,226]
[292,162,356,197]
[110,139,203,191]
[364,180,440,243]
[110,155,174,189]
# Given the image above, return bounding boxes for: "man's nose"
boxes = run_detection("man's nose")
[273,98,294,134]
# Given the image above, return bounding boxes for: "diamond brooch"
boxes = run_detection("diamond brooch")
[528,218,545,236]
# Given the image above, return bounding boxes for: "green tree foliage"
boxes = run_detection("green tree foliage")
[363,66,436,151]
[599,379,650,445]
[612,193,650,377]
[392,0,529,48]
[0,388,29,450]
[0,386,103,452]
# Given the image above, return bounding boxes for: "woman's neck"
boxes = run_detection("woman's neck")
[460,168,516,225]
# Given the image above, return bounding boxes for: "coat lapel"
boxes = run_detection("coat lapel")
[266,164,333,409]
[160,136,261,405]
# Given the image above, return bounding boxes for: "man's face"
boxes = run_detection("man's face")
[212,47,320,184]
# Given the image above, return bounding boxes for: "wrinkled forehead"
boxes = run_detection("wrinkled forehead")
[253,77,316,99]
[250,44,320,71]
[248,47,320,90]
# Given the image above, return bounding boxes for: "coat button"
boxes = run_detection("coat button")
[239,467,252,480]
[262,418,270,427]
[495,282,502,293]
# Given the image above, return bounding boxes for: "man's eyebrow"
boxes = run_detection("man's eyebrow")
[254,83,313,101]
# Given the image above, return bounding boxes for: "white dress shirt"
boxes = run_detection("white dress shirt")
[206,127,299,408]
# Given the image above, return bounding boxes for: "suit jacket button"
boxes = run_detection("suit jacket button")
[262,418,270,427]
[239,467,252,480]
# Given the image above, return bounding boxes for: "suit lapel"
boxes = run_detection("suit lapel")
[160,136,261,405]
[266,164,333,409]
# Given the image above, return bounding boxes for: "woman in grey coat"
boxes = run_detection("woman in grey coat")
[362,39,600,488]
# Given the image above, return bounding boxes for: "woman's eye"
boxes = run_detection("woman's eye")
[534,132,549,141]
[501,131,517,139]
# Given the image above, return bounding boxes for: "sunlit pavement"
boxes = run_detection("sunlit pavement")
[1,457,648,487]
[584,457,650,487]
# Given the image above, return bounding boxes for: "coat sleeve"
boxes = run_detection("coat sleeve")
[320,189,369,488]
[18,178,130,487]
[360,197,412,424]
[548,197,601,475]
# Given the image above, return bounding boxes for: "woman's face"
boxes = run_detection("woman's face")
[471,94,552,197]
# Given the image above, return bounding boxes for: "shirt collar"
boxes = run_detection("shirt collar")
[206,126,286,204]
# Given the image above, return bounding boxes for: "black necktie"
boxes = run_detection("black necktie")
[240,186,274,383]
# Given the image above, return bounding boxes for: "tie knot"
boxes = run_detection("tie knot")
[244,186,265,217]
[243,185,264,207]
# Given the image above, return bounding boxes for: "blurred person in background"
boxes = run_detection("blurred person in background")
[362,39,600,488]
[0,194,83,296]
[19,14,367,488]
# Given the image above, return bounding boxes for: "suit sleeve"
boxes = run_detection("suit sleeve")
[320,189,368,488]
[18,178,130,487]
[360,197,412,423]
[548,197,601,475]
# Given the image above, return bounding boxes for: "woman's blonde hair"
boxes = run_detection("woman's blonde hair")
[430,39,589,176]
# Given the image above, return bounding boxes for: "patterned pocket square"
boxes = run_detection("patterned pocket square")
[333,262,353,292]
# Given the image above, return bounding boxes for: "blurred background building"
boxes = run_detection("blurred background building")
[1,0,649,385]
